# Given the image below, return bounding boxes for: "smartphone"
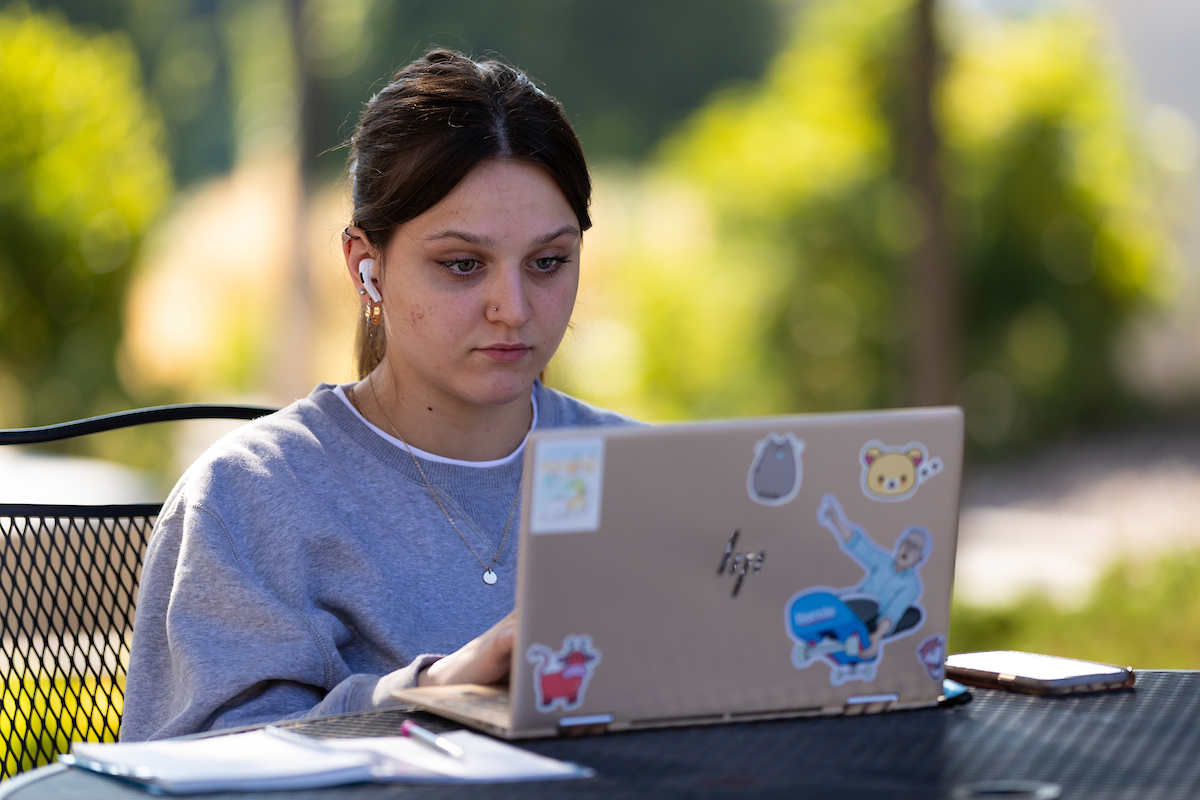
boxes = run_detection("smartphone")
[944,651,1135,696]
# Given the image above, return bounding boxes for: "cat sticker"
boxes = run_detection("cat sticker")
[747,432,805,506]
[527,636,602,713]
[859,440,943,502]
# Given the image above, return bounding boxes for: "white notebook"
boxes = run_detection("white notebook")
[62,727,591,794]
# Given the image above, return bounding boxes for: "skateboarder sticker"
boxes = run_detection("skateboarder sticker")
[785,494,930,686]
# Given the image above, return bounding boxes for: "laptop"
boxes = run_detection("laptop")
[393,406,964,738]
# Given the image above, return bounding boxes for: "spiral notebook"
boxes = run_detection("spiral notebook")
[61,726,590,794]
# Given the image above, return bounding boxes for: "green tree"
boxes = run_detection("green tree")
[26,0,783,184]
[330,0,783,166]
[573,0,1168,446]
[0,6,171,428]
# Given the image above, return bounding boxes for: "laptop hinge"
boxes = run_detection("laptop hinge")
[557,714,614,736]
[843,693,899,716]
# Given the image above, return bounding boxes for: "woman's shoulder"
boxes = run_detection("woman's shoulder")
[190,390,328,465]
[533,382,646,430]
[164,385,351,511]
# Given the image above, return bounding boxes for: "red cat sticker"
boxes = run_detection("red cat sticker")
[527,636,602,712]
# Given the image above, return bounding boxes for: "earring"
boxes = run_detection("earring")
[365,303,382,327]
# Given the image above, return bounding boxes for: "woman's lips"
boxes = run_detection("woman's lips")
[478,344,531,362]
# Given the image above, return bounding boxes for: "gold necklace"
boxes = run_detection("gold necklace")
[350,379,522,586]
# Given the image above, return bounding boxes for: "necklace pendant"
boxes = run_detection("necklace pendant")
[482,568,498,586]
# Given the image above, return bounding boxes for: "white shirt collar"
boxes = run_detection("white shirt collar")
[334,383,537,468]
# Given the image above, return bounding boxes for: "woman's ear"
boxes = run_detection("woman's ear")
[342,226,381,304]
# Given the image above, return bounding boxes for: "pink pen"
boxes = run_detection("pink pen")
[400,719,464,759]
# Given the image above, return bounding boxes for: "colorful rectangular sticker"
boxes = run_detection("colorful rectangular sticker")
[530,437,605,534]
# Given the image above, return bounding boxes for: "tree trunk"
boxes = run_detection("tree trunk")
[909,0,958,407]
[280,0,316,401]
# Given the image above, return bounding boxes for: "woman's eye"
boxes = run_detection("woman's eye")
[443,259,479,275]
[533,256,568,272]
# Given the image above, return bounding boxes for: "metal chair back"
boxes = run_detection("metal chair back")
[0,405,274,777]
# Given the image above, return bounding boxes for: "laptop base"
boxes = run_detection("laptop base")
[393,684,939,739]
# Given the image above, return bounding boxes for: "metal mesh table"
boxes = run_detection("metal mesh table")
[5,670,1198,799]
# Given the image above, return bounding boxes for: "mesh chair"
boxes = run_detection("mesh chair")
[0,404,275,778]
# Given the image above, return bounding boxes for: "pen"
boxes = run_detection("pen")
[400,719,464,759]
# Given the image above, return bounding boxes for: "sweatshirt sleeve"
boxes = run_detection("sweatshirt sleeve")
[120,492,438,741]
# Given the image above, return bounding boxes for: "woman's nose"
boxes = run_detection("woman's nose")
[487,265,532,327]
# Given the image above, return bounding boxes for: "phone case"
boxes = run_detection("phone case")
[944,663,1135,696]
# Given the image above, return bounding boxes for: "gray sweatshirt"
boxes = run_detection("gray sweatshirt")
[121,382,632,741]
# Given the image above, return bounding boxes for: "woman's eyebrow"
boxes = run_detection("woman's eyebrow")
[424,229,493,245]
[532,225,582,246]
[422,225,581,247]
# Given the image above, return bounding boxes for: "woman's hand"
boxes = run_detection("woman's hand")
[418,611,515,687]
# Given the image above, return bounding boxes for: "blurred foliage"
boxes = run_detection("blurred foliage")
[22,0,783,184]
[0,673,122,776]
[15,0,235,187]
[0,6,171,437]
[2,0,1182,463]
[950,548,1200,669]
[345,0,782,166]
[562,0,1171,449]
[941,7,1170,449]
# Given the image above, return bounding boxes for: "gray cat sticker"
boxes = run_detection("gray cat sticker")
[747,432,805,506]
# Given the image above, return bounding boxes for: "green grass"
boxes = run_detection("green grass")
[950,547,1200,668]
[0,674,123,778]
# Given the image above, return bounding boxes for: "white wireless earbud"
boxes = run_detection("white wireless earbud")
[358,258,382,303]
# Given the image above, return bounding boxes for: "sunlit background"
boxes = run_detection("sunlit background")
[3,0,1200,666]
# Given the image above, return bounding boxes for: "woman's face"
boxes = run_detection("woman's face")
[365,159,581,409]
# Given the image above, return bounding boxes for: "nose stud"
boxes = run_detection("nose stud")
[493,306,499,311]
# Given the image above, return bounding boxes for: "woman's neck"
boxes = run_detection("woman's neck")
[351,367,534,462]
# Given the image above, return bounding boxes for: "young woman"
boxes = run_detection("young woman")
[121,50,634,741]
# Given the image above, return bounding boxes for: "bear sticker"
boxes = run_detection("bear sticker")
[748,432,805,506]
[527,636,602,713]
[860,440,943,502]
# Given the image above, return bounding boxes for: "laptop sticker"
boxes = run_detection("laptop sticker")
[917,634,947,681]
[785,494,929,686]
[530,438,605,534]
[527,636,602,713]
[748,432,805,506]
[859,440,944,502]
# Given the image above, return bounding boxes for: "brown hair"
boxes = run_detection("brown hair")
[347,49,593,378]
